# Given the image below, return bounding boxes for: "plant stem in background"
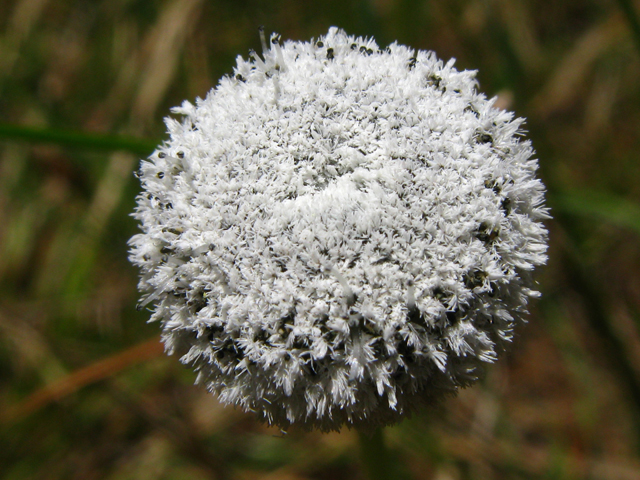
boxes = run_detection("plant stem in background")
[358,428,392,480]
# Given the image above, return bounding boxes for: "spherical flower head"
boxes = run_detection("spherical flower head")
[129,27,549,432]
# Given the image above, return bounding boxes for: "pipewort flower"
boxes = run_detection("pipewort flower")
[129,27,549,432]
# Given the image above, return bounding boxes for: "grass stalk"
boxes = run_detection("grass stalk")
[0,123,158,156]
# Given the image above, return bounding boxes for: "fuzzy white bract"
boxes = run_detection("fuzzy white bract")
[129,27,548,431]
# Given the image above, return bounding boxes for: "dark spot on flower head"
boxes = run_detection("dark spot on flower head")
[351,43,357,50]
[142,254,151,261]
[465,104,480,117]
[432,286,451,303]
[360,318,380,337]
[395,334,416,360]
[484,178,501,194]
[254,328,270,342]
[275,258,287,272]
[216,339,244,361]
[157,172,164,179]
[501,197,512,215]
[307,361,320,377]
[372,254,393,265]
[177,151,185,159]
[235,73,245,82]
[346,254,360,269]
[187,292,207,313]
[406,304,423,326]
[332,340,346,354]
[475,222,500,244]
[162,227,183,235]
[158,152,166,158]
[322,326,337,344]
[391,365,406,380]
[316,40,324,48]
[292,336,309,350]
[408,53,417,70]
[443,310,458,326]
[464,269,487,289]
[346,291,357,308]
[204,325,225,343]
[235,345,246,360]
[280,312,295,328]
[427,74,442,89]
[370,337,385,358]
[326,48,334,60]
[477,132,493,144]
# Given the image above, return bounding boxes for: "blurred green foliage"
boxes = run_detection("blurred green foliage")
[2,0,640,479]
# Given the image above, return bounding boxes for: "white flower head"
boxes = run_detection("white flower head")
[129,27,549,432]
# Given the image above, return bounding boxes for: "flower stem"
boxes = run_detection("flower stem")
[358,427,392,480]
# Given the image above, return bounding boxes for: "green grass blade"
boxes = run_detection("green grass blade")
[551,189,640,236]
[0,123,159,156]
[617,0,640,56]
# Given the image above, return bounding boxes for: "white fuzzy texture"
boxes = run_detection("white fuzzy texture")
[129,27,549,431]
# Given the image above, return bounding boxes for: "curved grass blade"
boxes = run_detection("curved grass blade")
[2,337,164,425]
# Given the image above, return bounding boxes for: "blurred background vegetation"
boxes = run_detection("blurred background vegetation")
[1,0,640,478]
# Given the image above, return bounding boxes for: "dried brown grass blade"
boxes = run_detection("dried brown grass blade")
[3,336,164,424]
